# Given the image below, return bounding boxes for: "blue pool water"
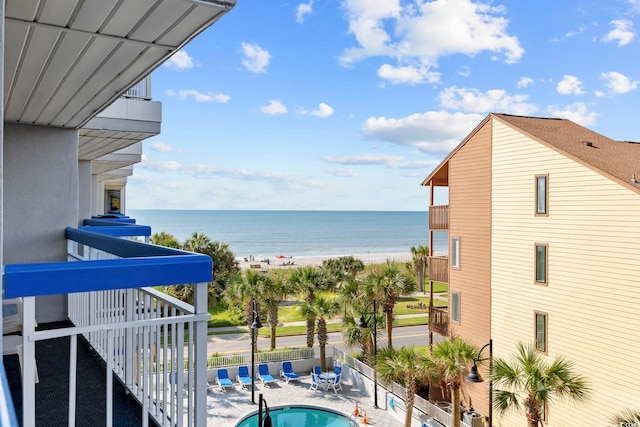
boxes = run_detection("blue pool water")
[236,406,353,427]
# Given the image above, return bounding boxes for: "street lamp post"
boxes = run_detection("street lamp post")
[357,299,378,409]
[466,339,493,427]
[250,298,262,404]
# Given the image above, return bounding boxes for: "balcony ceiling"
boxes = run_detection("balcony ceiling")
[4,0,234,129]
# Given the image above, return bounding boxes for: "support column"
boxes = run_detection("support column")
[193,282,208,427]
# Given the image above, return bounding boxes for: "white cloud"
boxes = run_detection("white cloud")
[328,168,359,177]
[310,102,334,118]
[149,141,182,153]
[339,0,523,84]
[601,71,639,94]
[517,77,533,88]
[547,102,597,126]
[296,1,313,23]
[323,154,435,170]
[438,86,538,115]
[360,110,483,153]
[166,89,230,103]
[260,100,288,115]
[163,50,194,71]
[241,42,272,73]
[601,19,635,46]
[556,75,585,95]
[377,64,441,85]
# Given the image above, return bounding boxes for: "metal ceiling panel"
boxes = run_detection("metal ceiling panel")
[5,0,235,128]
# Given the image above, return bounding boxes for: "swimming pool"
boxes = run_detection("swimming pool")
[235,405,355,427]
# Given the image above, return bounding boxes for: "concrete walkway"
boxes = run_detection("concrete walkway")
[205,372,403,426]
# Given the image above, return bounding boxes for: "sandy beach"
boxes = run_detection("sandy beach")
[237,253,412,270]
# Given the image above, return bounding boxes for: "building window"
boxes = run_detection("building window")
[452,292,460,322]
[452,237,460,269]
[535,311,547,353]
[535,175,548,216]
[535,243,547,285]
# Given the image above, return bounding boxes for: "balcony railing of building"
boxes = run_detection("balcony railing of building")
[429,306,449,336]
[429,256,449,283]
[429,205,449,230]
[4,222,212,427]
[121,76,152,101]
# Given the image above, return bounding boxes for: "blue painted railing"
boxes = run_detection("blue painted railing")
[4,227,212,298]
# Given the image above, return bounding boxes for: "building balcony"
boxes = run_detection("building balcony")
[2,218,212,427]
[429,205,449,230]
[429,256,449,284]
[429,306,449,336]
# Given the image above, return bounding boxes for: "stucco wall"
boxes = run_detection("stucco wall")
[3,122,79,323]
[490,119,640,426]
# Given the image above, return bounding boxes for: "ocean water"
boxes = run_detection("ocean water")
[128,210,448,258]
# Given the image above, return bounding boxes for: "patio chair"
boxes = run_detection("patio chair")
[312,365,322,376]
[309,372,327,391]
[257,363,277,387]
[237,365,252,390]
[280,361,300,384]
[216,368,235,392]
[326,372,343,393]
[333,366,342,375]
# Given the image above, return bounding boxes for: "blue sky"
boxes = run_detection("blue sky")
[127,0,640,211]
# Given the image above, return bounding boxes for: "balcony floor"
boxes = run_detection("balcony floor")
[4,322,157,427]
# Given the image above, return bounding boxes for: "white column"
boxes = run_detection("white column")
[193,282,208,427]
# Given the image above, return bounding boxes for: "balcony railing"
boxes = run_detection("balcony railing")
[4,224,212,427]
[429,306,449,336]
[429,205,449,230]
[122,76,151,100]
[429,256,449,283]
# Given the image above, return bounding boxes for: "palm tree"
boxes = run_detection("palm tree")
[431,337,479,427]
[364,260,415,349]
[302,295,341,371]
[411,245,429,293]
[151,231,181,248]
[377,347,434,427]
[225,269,265,353]
[492,342,590,427]
[288,266,327,348]
[262,274,294,350]
[611,409,640,426]
[341,310,380,365]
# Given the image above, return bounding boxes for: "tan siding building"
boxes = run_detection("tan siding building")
[424,113,640,427]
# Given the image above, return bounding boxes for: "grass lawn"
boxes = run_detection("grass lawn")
[257,322,344,338]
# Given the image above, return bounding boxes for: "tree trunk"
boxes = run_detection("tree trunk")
[404,382,416,427]
[252,328,258,354]
[306,316,315,348]
[451,386,462,427]
[318,319,327,371]
[268,303,278,350]
[385,309,394,350]
[417,268,425,293]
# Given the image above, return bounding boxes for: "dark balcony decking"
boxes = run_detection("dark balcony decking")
[429,256,449,284]
[429,306,449,336]
[4,322,157,427]
[429,205,449,230]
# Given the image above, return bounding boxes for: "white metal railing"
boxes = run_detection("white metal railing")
[63,238,209,427]
[122,76,151,100]
[207,347,316,369]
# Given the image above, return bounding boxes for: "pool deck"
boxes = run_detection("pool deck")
[206,373,403,426]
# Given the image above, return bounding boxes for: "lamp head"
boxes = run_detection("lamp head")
[251,315,263,330]
[357,315,367,329]
[466,362,483,383]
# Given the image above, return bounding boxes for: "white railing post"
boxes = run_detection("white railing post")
[69,334,77,427]
[193,282,208,427]
[22,296,36,427]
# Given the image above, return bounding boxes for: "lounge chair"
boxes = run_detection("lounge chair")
[237,365,252,390]
[257,363,277,387]
[280,361,300,384]
[216,368,235,392]
[326,372,343,393]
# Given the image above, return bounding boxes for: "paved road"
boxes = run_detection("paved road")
[207,324,430,354]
